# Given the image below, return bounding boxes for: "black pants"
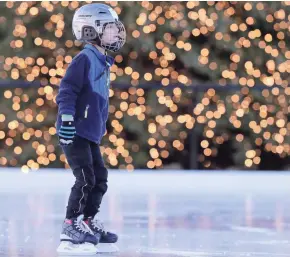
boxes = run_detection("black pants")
[61,135,108,219]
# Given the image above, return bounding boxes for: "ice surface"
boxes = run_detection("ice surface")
[1,169,290,256]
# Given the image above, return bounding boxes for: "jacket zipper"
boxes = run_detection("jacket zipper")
[84,105,90,118]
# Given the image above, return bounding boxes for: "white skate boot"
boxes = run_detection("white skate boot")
[84,215,119,254]
[57,215,98,255]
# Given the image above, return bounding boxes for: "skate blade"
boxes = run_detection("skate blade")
[57,241,97,256]
[96,243,119,254]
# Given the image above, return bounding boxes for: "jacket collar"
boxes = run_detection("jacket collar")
[84,44,114,67]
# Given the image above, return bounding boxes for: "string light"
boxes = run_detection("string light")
[0,1,289,171]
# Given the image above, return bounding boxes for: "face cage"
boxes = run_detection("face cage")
[96,21,126,52]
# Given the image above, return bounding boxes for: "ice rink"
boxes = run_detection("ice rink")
[1,169,290,257]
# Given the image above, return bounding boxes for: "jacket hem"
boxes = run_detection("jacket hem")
[75,132,101,144]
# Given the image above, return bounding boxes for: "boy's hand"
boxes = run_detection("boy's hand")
[59,115,76,145]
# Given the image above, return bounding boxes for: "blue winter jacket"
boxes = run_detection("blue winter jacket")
[56,44,114,144]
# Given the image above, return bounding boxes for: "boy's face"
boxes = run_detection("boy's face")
[102,23,121,44]
[100,22,126,51]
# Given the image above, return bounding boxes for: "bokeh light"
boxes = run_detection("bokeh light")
[0,1,289,172]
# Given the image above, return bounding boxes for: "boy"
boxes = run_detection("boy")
[55,3,126,255]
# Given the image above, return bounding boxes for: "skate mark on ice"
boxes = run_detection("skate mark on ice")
[235,240,290,245]
[140,248,290,257]
[230,226,275,234]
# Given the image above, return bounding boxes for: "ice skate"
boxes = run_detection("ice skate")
[85,216,119,254]
[57,215,98,255]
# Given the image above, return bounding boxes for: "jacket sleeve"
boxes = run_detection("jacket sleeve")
[56,53,90,116]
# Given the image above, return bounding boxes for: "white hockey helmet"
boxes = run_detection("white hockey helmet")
[72,3,126,52]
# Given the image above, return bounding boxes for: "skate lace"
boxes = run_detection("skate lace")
[92,219,107,234]
[75,220,94,235]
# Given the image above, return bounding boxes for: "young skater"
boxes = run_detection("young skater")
[55,3,126,255]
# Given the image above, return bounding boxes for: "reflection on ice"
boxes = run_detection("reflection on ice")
[1,170,290,256]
